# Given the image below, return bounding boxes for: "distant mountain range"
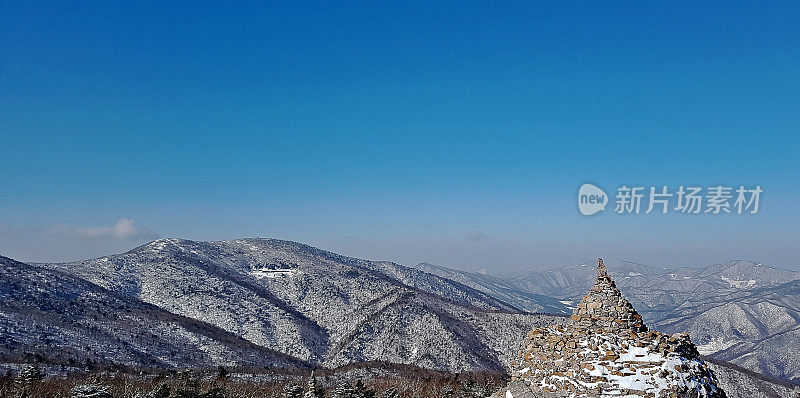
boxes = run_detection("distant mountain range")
[414,262,570,315]
[1,238,799,393]
[414,259,800,383]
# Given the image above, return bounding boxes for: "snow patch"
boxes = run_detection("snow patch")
[519,331,720,397]
[696,338,739,355]
[720,275,756,288]
[251,268,296,279]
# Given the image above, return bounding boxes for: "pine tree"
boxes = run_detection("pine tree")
[16,365,44,385]
[354,380,374,398]
[216,366,230,381]
[441,384,456,398]
[331,382,361,398]
[381,387,399,398]
[152,383,171,398]
[459,377,484,398]
[304,371,324,398]
[283,382,304,398]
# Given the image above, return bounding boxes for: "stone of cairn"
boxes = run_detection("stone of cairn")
[493,259,726,398]
[569,258,647,334]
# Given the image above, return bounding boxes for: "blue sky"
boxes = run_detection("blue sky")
[1,1,799,270]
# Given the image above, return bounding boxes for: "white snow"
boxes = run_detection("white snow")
[618,345,664,362]
[696,338,739,355]
[720,275,756,288]
[250,268,296,279]
[519,331,720,397]
[559,300,575,309]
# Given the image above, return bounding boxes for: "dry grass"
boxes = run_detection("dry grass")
[0,365,508,398]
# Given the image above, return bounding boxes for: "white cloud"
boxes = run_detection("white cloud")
[49,218,158,240]
[0,219,159,262]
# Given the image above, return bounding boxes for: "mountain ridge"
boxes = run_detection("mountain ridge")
[5,237,800,389]
[35,238,565,372]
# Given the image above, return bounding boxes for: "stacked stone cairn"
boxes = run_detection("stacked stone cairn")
[493,259,726,398]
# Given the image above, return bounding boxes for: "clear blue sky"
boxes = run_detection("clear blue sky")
[1,1,799,270]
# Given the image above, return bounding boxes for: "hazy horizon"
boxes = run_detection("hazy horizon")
[2,234,794,275]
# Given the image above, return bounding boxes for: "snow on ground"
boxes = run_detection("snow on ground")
[250,268,297,279]
[696,338,739,355]
[517,331,721,397]
[559,300,576,309]
[721,275,756,288]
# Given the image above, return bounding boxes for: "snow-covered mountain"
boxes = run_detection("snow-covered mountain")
[421,259,800,383]
[4,239,800,391]
[0,255,306,369]
[33,238,565,372]
[654,279,800,383]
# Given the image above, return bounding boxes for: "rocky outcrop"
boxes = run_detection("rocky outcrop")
[493,259,726,398]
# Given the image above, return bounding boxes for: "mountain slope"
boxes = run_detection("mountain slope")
[707,359,799,398]
[350,260,521,312]
[0,255,306,369]
[654,280,800,383]
[44,239,330,362]
[413,262,569,314]
[41,238,564,372]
